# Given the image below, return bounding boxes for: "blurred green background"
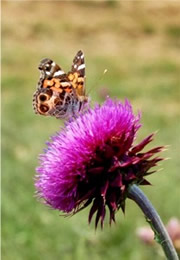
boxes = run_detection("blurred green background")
[2,1,180,260]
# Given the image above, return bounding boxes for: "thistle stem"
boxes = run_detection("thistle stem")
[128,184,179,260]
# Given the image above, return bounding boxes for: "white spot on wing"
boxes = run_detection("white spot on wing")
[52,62,56,66]
[81,54,84,59]
[46,71,51,75]
[77,64,85,70]
[54,70,65,76]
[61,82,71,87]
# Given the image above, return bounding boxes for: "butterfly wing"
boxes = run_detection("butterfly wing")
[33,58,76,117]
[33,51,87,119]
[68,50,86,97]
[39,58,66,79]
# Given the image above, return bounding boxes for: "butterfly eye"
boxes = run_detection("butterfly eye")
[40,104,49,113]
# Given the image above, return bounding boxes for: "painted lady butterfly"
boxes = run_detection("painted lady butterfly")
[33,50,88,119]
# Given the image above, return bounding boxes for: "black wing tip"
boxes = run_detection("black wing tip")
[77,50,84,56]
[39,58,52,63]
[38,58,53,70]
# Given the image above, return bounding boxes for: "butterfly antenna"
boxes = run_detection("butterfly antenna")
[87,69,108,96]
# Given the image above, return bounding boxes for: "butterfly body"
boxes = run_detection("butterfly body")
[33,50,88,119]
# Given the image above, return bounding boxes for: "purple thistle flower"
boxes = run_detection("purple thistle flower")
[35,98,164,228]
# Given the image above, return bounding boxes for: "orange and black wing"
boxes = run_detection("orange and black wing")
[68,50,86,97]
[33,58,74,117]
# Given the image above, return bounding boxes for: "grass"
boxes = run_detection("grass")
[2,1,180,260]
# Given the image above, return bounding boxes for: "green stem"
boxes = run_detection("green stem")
[128,184,179,260]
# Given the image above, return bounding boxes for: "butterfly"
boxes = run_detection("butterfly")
[33,50,88,119]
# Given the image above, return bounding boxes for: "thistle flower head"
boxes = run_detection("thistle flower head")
[35,98,164,228]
